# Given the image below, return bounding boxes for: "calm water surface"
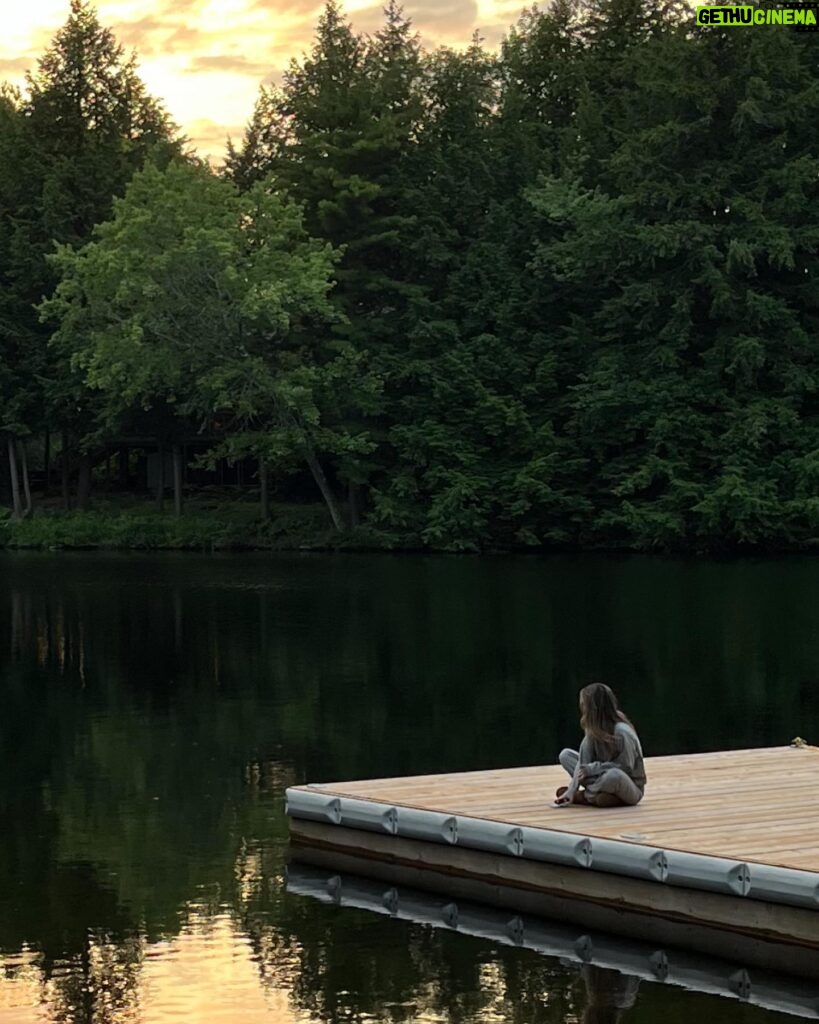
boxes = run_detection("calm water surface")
[0,552,817,1024]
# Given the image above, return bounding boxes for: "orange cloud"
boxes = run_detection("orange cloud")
[353,0,479,38]
[186,54,278,76]
[112,17,247,62]
[0,57,31,76]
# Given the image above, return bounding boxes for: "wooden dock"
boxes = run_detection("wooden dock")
[287,746,819,980]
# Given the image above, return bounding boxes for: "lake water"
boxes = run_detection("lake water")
[0,552,817,1023]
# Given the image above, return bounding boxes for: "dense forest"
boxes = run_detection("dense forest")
[1,0,817,552]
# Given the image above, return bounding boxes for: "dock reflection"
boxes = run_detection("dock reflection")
[285,861,819,1021]
[577,965,640,1024]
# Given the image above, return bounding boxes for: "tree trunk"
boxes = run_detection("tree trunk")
[156,441,165,511]
[76,452,92,511]
[20,442,33,518]
[61,431,71,510]
[43,430,51,497]
[7,434,23,520]
[260,458,270,520]
[172,443,183,517]
[304,449,345,532]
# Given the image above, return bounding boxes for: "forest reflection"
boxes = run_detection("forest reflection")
[1,552,816,1023]
[0,920,632,1024]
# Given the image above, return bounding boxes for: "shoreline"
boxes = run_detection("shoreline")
[1,501,817,556]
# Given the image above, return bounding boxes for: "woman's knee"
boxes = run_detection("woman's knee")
[558,748,577,770]
[588,792,624,808]
[596,768,643,805]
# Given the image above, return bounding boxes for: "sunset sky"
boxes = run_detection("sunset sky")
[2,0,525,161]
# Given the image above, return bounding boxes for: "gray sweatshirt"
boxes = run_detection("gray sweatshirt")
[580,721,646,790]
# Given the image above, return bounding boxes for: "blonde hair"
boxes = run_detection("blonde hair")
[579,683,632,758]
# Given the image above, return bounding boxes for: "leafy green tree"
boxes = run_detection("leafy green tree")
[42,161,378,528]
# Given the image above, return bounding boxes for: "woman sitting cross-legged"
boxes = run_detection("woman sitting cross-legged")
[554,683,646,808]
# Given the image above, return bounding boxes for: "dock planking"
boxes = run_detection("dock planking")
[299,745,819,872]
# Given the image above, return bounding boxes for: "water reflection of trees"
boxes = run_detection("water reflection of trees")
[4,554,818,781]
[37,934,144,1024]
[0,870,143,1024]
[244,897,581,1024]
[0,553,817,1022]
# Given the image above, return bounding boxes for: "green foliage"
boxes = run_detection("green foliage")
[0,500,363,551]
[0,0,183,508]
[525,10,819,549]
[41,160,378,527]
[7,0,819,551]
[44,162,336,416]
[226,2,424,500]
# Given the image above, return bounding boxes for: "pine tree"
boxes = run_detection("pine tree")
[224,85,292,191]
[227,2,425,514]
[0,0,182,511]
[529,11,819,549]
[372,18,590,550]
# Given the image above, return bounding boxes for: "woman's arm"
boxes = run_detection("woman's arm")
[555,735,595,806]
[583,727,641,779]
[555,759,586,805]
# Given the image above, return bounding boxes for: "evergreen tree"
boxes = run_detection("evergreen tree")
[0,86,32,517]
[224,86,292,192]
[498,0,583,185]
[3,0,817,551]
[228,2,425,514]
[372,14,589,549]
[0,0,182,511]
[529,12,819,548]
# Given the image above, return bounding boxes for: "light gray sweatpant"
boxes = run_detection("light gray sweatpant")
[559,744,644,807]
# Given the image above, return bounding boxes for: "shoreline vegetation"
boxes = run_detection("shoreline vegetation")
[2,1,817,555]
[0,495,379,553]
[1,495,817,554]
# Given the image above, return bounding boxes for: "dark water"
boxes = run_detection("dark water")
[0,552,817,1023]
